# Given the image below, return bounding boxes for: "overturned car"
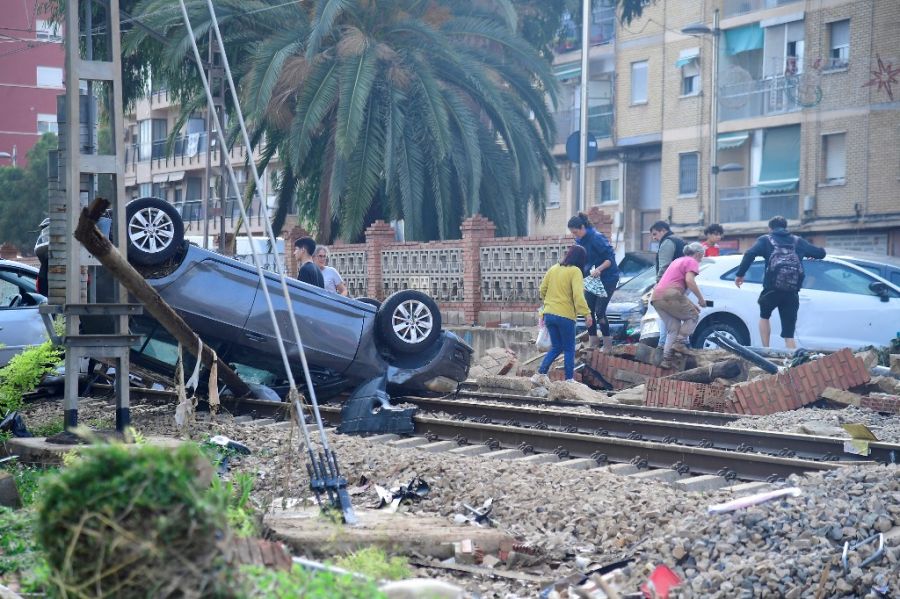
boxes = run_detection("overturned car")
[42,197,473,433]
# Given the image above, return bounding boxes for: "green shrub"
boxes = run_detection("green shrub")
[36,442,230,598]
[0,507,47,585]
[239,564,386,599]
[0,341,62,415]
[335,547,410,581]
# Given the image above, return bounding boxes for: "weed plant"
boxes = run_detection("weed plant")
[239,564,387,599]
[0,341,62,415]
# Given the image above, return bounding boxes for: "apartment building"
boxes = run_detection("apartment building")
[0,0,65,168]
[123,87,292,249]
[533,0,900,258]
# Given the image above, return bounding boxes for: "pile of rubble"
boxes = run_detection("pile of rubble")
[468,341,900,418]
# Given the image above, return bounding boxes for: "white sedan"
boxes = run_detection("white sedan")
[639,254,900,351]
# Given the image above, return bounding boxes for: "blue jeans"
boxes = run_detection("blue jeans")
[538,313,576,380]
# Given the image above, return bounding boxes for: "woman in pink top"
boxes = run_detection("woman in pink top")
[651,242,708,368]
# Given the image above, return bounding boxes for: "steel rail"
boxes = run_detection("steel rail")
[400,397,900,465]
[451,389,741,425]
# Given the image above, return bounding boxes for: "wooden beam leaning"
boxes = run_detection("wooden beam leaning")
[74,197,252,398]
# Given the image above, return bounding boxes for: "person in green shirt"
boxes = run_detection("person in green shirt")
[532,245,594,384]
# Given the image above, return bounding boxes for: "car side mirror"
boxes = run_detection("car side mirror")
[869,281,890,302]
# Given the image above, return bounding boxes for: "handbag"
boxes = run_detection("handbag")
[535,325,551,351]
[583,273,607,298]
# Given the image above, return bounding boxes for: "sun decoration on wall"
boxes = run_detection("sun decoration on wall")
[863,54,900,101]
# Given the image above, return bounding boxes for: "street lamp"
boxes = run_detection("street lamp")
[682,10,723,224]
[0,146,16,167]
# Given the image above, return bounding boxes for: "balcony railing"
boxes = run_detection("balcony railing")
[552,105,614,145]
[719,185,799,223]
[723,0,801,18]
[125,133,247,171]
[175,195,270,232]
[718,75,801,122]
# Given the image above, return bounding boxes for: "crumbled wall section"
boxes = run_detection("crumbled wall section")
[588,349,674,390]
[860,394,900,415]
[730,349,870,416]
[644,378,728,412]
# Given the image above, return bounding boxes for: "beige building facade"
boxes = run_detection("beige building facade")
[532,0,900,258]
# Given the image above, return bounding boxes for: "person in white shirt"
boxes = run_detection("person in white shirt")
[314,245,348,296]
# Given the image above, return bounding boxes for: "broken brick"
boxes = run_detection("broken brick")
[644,378,728,411]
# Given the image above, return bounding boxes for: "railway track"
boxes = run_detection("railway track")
[51,385,896,483]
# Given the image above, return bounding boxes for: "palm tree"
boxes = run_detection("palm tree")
[126,0,558,242]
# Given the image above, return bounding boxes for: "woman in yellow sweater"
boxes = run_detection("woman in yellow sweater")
[533,245,594,383]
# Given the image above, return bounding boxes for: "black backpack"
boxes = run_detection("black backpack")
[766,234,803,292]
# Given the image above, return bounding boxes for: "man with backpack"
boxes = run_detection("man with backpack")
[734,215,826,349]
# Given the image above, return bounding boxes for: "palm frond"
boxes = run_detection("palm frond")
[335,45,377,159]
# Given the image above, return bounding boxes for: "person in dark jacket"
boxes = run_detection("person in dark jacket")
[735,215,825,349]
[650,220,686,347]
[294,236,324,288]
[568,213,620,352]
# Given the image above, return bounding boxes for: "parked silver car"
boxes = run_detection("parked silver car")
[0,261,47,366]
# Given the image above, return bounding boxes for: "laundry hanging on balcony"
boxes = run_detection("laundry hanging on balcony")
[725,24,764,56]
[717,131,749,150]
[758,125,800,194]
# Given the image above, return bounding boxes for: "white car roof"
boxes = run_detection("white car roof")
[697,254,899,290]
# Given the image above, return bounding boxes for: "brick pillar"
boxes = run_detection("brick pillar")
[586,206,614,239]
[0,243,17,260]
[284,225,309,277]
[460,215,496,325]
[364,220,395,300]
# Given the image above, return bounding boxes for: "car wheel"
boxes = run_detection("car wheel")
[376,290,441,354]
[692,319,750,350]
[125,197,184,266]
[356,297,381,309]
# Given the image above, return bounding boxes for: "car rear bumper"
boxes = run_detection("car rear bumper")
[387,331,473,392]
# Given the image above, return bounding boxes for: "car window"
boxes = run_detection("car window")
[0,280,18,306]
[618,255,652,277]
[720,261,765,284]
[802,261,898,297]
[893,272,900,287]
[0,267,37,304]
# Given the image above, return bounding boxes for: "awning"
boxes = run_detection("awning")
[717,131,749,150]
[675,47,700,68]
[758,125,800,194]
[725,24,764,56]
[168,171,186,183]
[553,62,581,81]
[151,173,168,184]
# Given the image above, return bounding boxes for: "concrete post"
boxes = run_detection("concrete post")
[364,220,396,300]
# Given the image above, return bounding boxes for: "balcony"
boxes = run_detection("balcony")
[555,7,616,54]
[718,75,801,122]
[125,133,248,172]
[719,185,798,223]
[723,0,801,18]
[552,105,614,145]
[175,195,270,234]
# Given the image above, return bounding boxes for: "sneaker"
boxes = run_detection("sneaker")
[530,373,550,386]
[659,353,674,370]
[670,340,693,355]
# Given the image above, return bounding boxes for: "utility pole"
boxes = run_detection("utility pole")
[577,0,591,213]
[202,31,213,249]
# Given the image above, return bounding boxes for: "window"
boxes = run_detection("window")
[631,61,648,104]
[823,133,846,184]
[828,20,850,69]
[681,60,700,96]
[36,66,63,88]
[594,164,619,204]
[547,179,561,209]
[152,183,164,199]
[138,120,152,161]
[678,153,699,196]
[37,113,58,134]
[802,261,898,297]
[151,119,167,160]
[35,20,62,41]
[186,177,203,201]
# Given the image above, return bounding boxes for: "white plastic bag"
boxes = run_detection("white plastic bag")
[535,324,551,352]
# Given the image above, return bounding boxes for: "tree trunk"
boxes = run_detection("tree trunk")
[74,198,252,398]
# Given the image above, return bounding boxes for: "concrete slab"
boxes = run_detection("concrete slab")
[3,436,185,465]
[673,474,729,493]
[552,458,598,470]
[606,463,640,476]
[448,445,491,457]
[628,468,682,483]
[388,437,430,449]
[365,434,400,445]
[517,453,559,465]
[265,508,512,560]
[417,441,459,453]
[247,418,275,427]
[266,421,293,430]
[489,449,527,461]
[233,415,254,424]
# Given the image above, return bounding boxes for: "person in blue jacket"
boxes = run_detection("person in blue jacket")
[568,212,620,351]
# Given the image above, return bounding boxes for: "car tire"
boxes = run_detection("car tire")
[692,318,750,350]
[376,290,441,354]
[356,297,381,309]
[125,197,184,266]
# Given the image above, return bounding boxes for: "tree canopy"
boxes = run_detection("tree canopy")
[0,134,57,254]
